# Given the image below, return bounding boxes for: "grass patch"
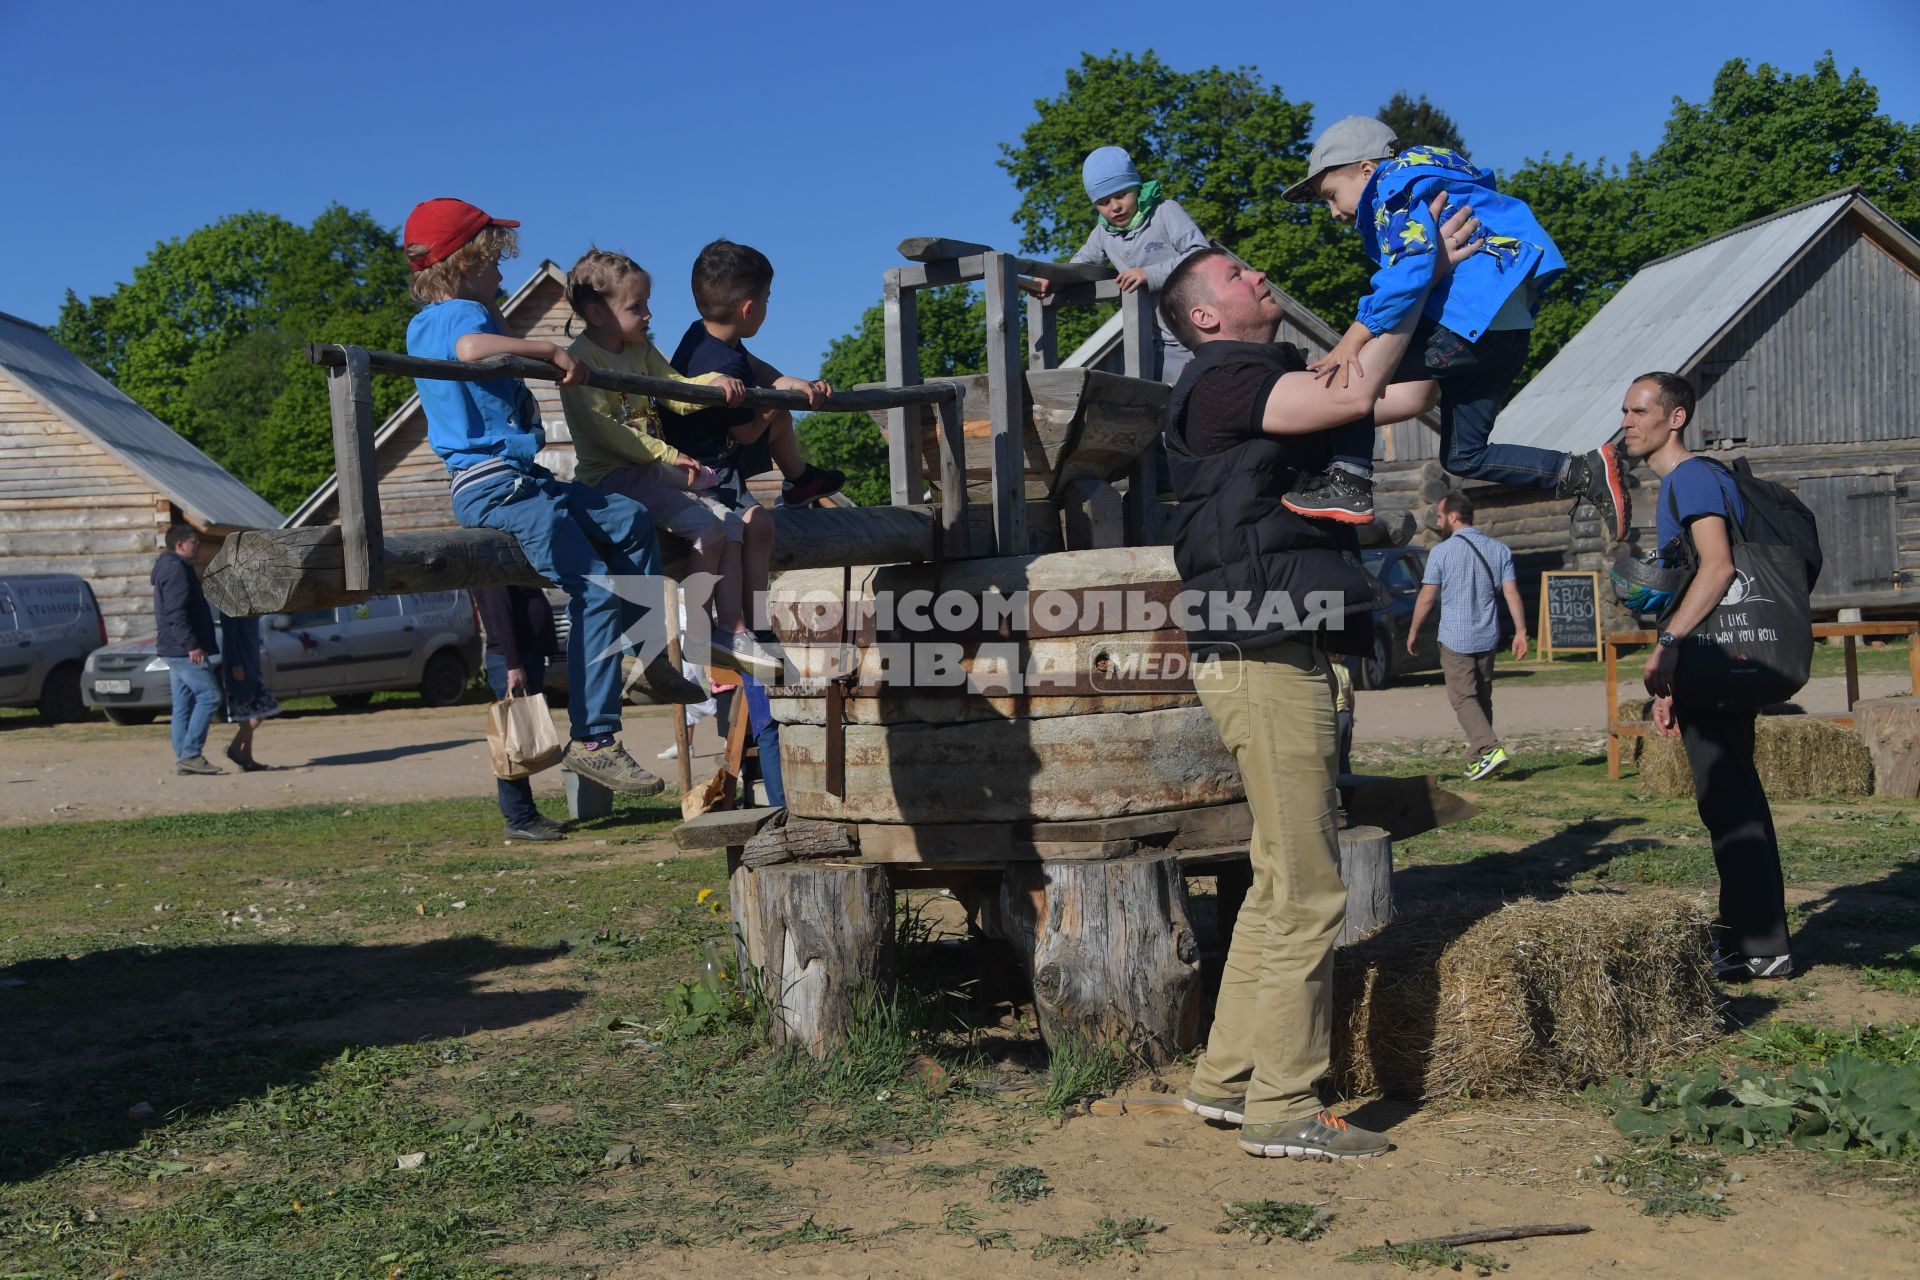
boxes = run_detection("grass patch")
[1030,1215,1160,1265]
[988,1164,1052,1205]
[1579,1147,1736,1218]
[1341,1240,1505,1273]
[1743,1021,1920,1068]
[1041,1036,1129,1112]
[1215,1199,1334,1242]
[1863,946,1920,996]
[940,1201,1014,1250]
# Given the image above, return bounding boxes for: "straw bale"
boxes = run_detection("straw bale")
[1331,893,1719,1099]
[1620,700,1873,800]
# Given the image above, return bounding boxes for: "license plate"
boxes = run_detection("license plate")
[94,679,131,694]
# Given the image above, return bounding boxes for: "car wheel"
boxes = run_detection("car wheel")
[417,650,470,707]
[330,692,375,710]
[103,708,159,726]
[1356,629,1394,691]
[37,663,88,723]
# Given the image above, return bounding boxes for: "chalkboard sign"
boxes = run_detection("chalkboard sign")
[1539,571,1601,660]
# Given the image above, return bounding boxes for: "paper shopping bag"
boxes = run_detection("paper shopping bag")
[487,691,566,780]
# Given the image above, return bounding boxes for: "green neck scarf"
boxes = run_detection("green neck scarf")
[1101,180,1163,233]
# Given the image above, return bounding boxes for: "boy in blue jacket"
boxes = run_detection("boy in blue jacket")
[1281,117,1627,540]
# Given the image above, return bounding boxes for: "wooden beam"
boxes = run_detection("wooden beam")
[1118,287,1160,543]
[1027,294,1057,370]
[201,504,943,616]
[326,347,384,593]
[933,392,970,557]
[882,269,923,507]
[897,236,995,262]
[982,253,1028,557]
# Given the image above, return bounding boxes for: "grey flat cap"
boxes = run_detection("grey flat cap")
[1283,116,1399,202]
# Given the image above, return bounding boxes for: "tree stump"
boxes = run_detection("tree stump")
[1337,824,1395,945]
[729,862,895,1058]
[1853,696,1920,798]
[997,852,1201,1065]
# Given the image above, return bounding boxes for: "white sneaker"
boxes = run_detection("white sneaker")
[656,744,679,761]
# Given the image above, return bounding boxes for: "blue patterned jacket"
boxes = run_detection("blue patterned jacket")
[1354,146,1565,341]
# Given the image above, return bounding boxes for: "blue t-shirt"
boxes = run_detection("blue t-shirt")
[1422,527,1515,655]
[1656,458,1746,568]
[663,319,770,476]
[406,299,545,473]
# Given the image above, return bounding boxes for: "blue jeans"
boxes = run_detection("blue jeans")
[485,651,547,827]
[452,468,663,741]
[1331,317,1567,489]
[167,659,221,761]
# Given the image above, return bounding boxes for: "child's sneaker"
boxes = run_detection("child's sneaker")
[561,737,665,796]
[1556,444,1630,541]
[1282,469,1375,524]
[783,465,846,506]
[1464,746,1509,781]
[1238,1109,1391,1160]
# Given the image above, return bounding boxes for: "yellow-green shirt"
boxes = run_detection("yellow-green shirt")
[560,334,726,487]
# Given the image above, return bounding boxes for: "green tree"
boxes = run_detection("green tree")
[52,206,415,512]
[1376,91,1467,154]
[1501,153,1633,380]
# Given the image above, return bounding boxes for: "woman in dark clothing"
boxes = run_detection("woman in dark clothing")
[474,585,565,841]
[218,613,279,770]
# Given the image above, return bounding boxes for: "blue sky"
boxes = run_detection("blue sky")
[5,0,1917,378]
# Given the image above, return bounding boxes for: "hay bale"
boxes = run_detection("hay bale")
[1331,893,1720,1099]
[1631,710,1873,800]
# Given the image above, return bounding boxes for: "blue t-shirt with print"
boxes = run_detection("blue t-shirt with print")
[1656,458,1746,568]
[406,299,545,473]
[663,319,772,478]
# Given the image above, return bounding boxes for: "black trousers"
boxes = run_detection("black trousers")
[1678,707,1790,958]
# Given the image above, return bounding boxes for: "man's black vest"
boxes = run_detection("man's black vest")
[1163,339,1379,657]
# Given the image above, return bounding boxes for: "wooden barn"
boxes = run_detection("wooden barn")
[289,261,579,532]
[1375,188,1920,617]
[0,311,284,640]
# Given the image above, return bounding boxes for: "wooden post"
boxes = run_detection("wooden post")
[327,346,384,593]
[730,861,896,1058]
[1336,825,1395,944]
[998,852,1202,1067]
[1119,288,1160,544]
[666,580,692,794]
[1844,634,1860,711]
[1604,635,1622,779]
[1059,476,1124,550]
[883,270,923,508]
[982,252,1028,558]
[933,391,970,558]
[1027,294,1057,370]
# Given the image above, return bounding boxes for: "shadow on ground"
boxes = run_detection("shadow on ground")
[0,936,580,1183]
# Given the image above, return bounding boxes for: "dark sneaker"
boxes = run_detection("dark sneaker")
[1282,469,1376,524]
[1464,746,1509,781]
[1557,444,1630,541]
[1239,1109,1391,1160]
[530,814,568,834]
[561,739,666,796]
[175,754,223,776]
[504,822,564,842]
[623,652,709,706]
[783,465,846,506]
[710,628,786,682]
[1183,1091,1246,1125]
[1711,946,1793,981]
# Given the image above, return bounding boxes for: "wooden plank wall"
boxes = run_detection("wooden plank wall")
[0,373,174,640]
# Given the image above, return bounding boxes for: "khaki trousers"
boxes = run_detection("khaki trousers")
[1439,644,1499,757]
[1189,642,1347,1125]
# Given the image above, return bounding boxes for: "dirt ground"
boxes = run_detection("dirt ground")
[1,673,1903,828]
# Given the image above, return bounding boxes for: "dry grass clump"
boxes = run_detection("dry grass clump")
[1331,893,1720,1099]
[1618,700,1874,799]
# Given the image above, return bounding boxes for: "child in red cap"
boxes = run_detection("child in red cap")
[402,197,704,799]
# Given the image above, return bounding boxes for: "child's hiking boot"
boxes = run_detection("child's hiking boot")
[710,628,786,683]
[561,737,666,796]
[1282,469,1375,524]
[783,465,846,506]
[1464,746,1509,781]
[1182,1091,1246,1125]
[1238,1109,1391,1160]
[1710,946,1793,981]
[1556,444,1630,541]
[623,652,709,705]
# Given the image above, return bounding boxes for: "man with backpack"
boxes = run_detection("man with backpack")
[1622,371,1798,980]
[1408,491,1530,780]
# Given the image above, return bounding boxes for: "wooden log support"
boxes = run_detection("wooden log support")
[202,504,944,616]
[997,851,1202,1065]
[933,390,970,557]
[882,270,923,508]
[730,861,896,1058]
[1336,824,1395,944]
[1027,294,1057,370]
[327,346,384,593]
[1852,696,1920,797]
[1117,286,1161,544]
[741,814,857,869]
[982,252,1029,558]
[1060,476,1124,551]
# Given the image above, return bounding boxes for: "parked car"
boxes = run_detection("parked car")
[1355,546,1443,690]
[82,590,483,725]
[0,573,107,722]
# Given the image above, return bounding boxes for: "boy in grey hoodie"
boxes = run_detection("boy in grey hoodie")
[1034,146,1211,382]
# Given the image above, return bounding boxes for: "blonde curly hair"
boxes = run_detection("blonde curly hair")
[407,225,520,305]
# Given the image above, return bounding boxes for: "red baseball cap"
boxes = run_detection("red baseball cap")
[402,198,520,271]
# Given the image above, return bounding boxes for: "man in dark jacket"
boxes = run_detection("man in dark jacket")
[474,585,565,841]
[1157,213,1479,1162]
[151,523,222,775]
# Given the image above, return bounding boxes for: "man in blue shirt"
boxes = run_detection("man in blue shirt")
[1408,492,1530,780]
[1624,371,1790,982]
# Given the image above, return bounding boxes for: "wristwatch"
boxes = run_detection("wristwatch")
[1657,631,1679,648]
